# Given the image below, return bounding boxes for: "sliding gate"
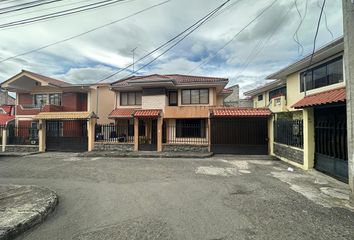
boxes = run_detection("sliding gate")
[46,120,88,152]
[314,106,348,182]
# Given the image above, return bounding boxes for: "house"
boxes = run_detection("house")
[245,37,347,182]
[0,105,15,127]
[0,70,111,152]
[0,89,15,105]
[223,84,253,107]
[95,74,272,154]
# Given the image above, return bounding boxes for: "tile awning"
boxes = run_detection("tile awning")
[134,109,162,118]
[0,115,14,125]
[212,108,271,117]
[292,87,346,109]
[108,108,137,118]
[34,111,97,120]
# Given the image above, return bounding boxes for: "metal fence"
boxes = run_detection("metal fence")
[274,119,303,148]
[163,122,209,145]
[95,124,134,143]
[7,125,39,145]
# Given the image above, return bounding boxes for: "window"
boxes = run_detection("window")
[181,89,209,104]
[258,94,263,101]
[120,92,142,106]
[300,57,343,92]
[49,93,61,105]
[176,119,206,138]
[269,87,286,100]
[34,94,47,107]
[168,91,178,106]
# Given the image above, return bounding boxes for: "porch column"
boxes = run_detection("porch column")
[2,126,7,152]
[87,118,96,152]
[134,118,139,151]
[157,117,163,152]
[38,119,46,152]
[303,108,315,170]
[268,115,274,155]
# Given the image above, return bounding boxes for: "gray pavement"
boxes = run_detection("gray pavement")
[0,153,353,240]
[0,185,58,240]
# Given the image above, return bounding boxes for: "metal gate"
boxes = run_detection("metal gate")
[46,120,88,152]
[138,119,157,151]
[211,117,268,154]
[314,106,348,182]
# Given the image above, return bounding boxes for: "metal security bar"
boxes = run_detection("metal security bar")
[7,125,39,145]
[95,124,134,143]
[274,119,303,148]
[163,122,209,145]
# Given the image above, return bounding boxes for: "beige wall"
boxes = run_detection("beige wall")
[90,85,115,124]
[252,92,268,108]
[142,95,167,109]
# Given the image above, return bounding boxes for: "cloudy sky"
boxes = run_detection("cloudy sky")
[0,0,343,97]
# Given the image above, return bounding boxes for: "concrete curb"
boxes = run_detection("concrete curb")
[0,185,58,240]
[78,151,214,159]
[0,152,41,158]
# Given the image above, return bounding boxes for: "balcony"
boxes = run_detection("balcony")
[16,104,64,115]
[268,95,287,113]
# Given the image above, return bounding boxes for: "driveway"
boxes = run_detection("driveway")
[0,153,353,240]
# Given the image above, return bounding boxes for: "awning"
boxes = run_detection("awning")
[211,108,271,117]
[0,115,14,125]
[134,109,161,118]
[108,108,137,118]
[34,111,97,120]
[292,87,346,109]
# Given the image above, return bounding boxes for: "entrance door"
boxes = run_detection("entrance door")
[138,119,157,151]
[46,120,88,152]
[314,106,348,182]
[211,117,268,154]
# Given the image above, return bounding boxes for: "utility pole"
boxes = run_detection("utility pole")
[131,47,137,73]
[342,0,354,203]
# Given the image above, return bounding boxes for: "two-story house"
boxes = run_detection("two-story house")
[94,74,271,154]
[0,70,107,152]
[246,37,347,182]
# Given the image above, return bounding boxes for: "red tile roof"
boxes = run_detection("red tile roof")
[221,88,233,94]
[0,115,14,125]
[0,105,13,115]
[108,108,137,118]
[292,87,346,109]
[134,109,161,118]
[212,108,271,117]
[112,74,228,87]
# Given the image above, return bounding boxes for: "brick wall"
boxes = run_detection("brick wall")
[273,142,304,165]
[18,93,33,105]
[62,93,87,111]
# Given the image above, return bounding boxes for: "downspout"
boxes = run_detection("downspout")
[96,86,99,116]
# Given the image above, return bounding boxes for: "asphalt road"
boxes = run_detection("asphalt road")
[0,153,354,240]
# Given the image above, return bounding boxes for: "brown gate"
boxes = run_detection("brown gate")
[211,117,268,154]
[46,120,88,152]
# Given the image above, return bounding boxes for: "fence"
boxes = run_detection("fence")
[95,124,134,143]
[7,125,39,145]
[163,122,209,145]
[274,119,303,148]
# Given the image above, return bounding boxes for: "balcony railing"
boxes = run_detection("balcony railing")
[16,104,64,115]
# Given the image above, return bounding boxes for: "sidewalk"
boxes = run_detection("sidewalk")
[0,185,58,240]
[78,151,214,158]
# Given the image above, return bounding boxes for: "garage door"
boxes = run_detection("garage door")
[211,117,268,154]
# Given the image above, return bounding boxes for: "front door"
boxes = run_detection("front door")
[138,119,157,151]
[314,105,348,182]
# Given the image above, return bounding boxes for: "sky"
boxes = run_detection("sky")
[0,0,343,97]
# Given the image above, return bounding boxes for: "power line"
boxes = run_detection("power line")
[96,0,231,83]
[233,1,296,81]
[303,0,326,96]
[0,0,64,15]
[0,0,46,11]
[0,0,170,64]
[0,0,129,30]
[187,0,278,74]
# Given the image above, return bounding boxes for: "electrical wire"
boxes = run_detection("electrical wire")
[0,0,64,15]
[0,0,129,29]
[303,0,326,96]
[0,0,170,64]
[187,0,278,74]
[317,0,334,39]
[96,0,231,83]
